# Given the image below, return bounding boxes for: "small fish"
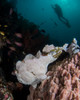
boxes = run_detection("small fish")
[15,33,22,38]
[0,31,5,36]
[14,42,22,47]
[4,25,8,28]
[9,8,13,15]
[8,50,13,56]
[41,29,46,33]
[3,36,6,40]
[53,50,62,58]
[6,39,11,44]
[50,47,63,58]
[9,46,16,51]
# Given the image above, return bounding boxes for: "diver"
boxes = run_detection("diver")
[51,4,71,28]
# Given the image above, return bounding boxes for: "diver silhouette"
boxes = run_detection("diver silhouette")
[51,4,71,28]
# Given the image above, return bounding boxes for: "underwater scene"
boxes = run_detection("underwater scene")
[16,0,80,45]
[0,0,80,100]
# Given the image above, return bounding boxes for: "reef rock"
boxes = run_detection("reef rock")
[27,52,80,100]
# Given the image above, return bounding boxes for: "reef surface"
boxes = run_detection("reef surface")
[27,38,80,100]
[28,52,80,100]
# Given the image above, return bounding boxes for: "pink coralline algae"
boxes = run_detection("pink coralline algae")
[27,52,80,100]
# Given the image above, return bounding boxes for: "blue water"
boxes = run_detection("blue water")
[11,0,80,46]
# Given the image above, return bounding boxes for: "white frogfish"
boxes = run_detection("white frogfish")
[15,52,57,88]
